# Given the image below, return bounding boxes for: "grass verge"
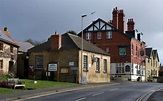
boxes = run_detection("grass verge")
[0,79,76,95]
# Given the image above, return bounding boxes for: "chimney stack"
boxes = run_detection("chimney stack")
[118,10,125,33]
[50,31,61,50]
[127,19,135,31]
[112,7,119,29]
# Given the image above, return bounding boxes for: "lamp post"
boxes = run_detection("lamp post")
[81,14,87,84]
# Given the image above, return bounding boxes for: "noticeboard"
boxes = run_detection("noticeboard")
[48,63,57,71]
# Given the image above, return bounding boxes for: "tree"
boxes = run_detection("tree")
[25,39,45,46]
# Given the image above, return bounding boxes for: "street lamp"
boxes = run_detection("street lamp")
[81,14,87,84]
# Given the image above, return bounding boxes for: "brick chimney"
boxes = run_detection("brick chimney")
[127,18,135,31]
[112,7,119,29]
[50,32,61,50]
[118,10,125,33]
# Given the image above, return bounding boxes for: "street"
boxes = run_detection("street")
[23,82,163,101]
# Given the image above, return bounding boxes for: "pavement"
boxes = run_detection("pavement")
[147,89,163,101]
[0,82,163,101]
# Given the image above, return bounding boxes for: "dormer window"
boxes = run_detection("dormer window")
[97,32,101,39]
[86,32,91,40]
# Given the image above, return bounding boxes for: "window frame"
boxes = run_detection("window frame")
[116,63,125,74]
[35,55,43,69]
[83,55,88,71]
[97,32,102,39]
[86,32,91,40]
[10,45,13,53]
[103,59,107,73]
[96,58,100,72]
[0,60,3,69]
[106,47,109,53]
[106,31,112,39]
[0,42,3,51]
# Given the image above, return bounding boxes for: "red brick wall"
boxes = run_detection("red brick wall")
[83,31,131,63]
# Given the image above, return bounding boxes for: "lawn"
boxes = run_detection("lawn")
[20,79,76,89]
[0,78,76,95]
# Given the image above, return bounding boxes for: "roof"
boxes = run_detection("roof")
[29,33,109,56]
[0,30,19,47]
[78,18,131,39]
[145,48,152,58]
[145,48,159,62]
[15,41,34,52]
[153,50,159,62]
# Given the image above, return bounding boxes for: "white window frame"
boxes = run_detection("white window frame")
[97,32,102,39]
[106,47,109,53]
[116,63,124,73]
[86,32,91,40]
[106,31,112,39]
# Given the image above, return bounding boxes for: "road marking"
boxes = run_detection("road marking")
[75,97,86,101]
[92,92,104,96]
[110,88,118,91]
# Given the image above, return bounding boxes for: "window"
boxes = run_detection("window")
[136,66,141,75]
[97,32,101,39]
[86,32,91,40]
[116,63,124,73]
[125,65,130,72]
[0,42,3,50]
[106,31,112,39]
[103,59,107,73]
[106,47,109,53]
[131,44,134,55]
[119,47,126,56]
[96,58,100,72]
[83,55,88,71]
[136,46,138,56]
[35,55,43,69]
[0,60,3,69]
[10,45,13,53]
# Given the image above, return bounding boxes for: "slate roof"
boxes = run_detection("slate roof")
[29,33,109,56]
[145,48,152,58]
[15,41,34,52]
[0,30,19,47]
[153,50,159,62]
[145,48,159,62]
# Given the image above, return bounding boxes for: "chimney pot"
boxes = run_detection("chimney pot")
[4,27,8,31]
[127,18,135,31]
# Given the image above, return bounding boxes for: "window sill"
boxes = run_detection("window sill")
[96,71,100,73]
[83,70,88,72]
[103,71,107,73]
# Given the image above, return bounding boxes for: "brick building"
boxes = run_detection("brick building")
[0,27,19,77]
[28,32,110,83]
[78,7,146,81]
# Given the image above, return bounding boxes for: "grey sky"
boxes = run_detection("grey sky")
[0,0,163,63]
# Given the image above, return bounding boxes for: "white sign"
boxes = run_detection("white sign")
[48,64,57,71]
[69,62,74,66]
[46,72,50,76]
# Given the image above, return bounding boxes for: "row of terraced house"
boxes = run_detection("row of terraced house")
[0,7,160,83]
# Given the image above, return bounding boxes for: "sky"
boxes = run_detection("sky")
[0,0,163,63]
